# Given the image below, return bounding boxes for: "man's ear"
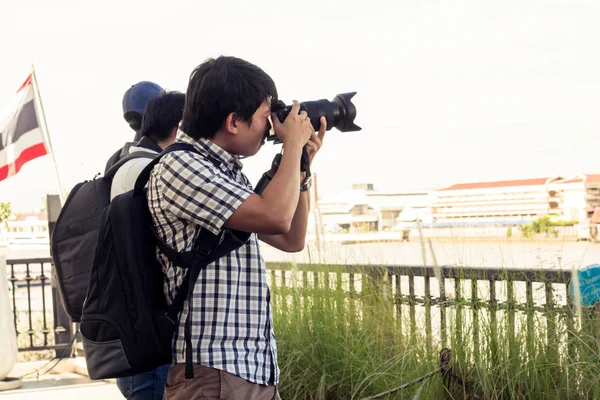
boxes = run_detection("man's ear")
[224,112,240,135]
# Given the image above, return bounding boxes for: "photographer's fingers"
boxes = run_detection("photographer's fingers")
[304,118,315,143]
[288,101,301,118]
[307,128,323,153]
[318,116,327,141]
[305,140,317,157]
[271,113,282,129]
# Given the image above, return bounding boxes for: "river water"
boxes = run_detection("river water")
[261,238,600,270]
[4,238,600,270]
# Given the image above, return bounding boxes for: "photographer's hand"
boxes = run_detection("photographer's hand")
[271,101,313,151]
[305,116,326,165]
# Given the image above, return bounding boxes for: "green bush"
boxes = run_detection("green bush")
[521,224,534,239]
[0,202,10,226]
[519,216,577,239]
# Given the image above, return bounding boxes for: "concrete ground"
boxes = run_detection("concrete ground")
[0,358,122,399]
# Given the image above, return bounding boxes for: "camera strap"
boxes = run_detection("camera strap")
[254,146,311,195]
[300,147,311,178]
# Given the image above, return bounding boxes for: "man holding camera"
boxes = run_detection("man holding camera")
[147,56,326,399]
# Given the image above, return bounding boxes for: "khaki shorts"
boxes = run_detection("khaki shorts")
[163,364,281,400]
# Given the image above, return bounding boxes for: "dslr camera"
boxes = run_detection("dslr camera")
[266,92,361,143]
[254,92,361,195]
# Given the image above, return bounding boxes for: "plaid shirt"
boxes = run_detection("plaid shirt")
[147,130,279,385]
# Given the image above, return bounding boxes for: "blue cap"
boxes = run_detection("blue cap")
[122,81,164,118]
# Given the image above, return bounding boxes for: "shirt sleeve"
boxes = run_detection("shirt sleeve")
[156,152,254,235]
[110,158,153,200]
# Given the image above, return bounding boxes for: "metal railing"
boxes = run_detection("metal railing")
[7,257,73,355]
[266,262,577,356]
[7,256,580,358]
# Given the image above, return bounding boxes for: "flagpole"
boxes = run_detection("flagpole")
[30,64,66,202]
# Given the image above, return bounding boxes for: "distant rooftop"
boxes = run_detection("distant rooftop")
[584,174,600,184]
[318,185,431,213]
[439,177,557,191]
[439,174,600,191]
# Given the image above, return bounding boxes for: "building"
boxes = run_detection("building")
[0,213,49,246]
[311,173,600,236]
[432,177,559,225]
[548,173,600,222]
[432,174,600,225]
[315,183,431,233]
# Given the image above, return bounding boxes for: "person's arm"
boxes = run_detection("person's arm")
[258,185,310,252]
[223,102,315,235]
[258,117,326,252]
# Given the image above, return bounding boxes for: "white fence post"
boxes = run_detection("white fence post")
[0,255,18,381]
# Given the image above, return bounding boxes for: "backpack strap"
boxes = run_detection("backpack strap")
[179,228,250,379]
[132,142,224,266]
[164,227,250,323]
[133,143,195,195]
[164,230,220,322]
[134,141,251,379]
[104,150,156,180]
[133,142,222,196]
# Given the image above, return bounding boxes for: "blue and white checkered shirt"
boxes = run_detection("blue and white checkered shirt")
[147,130,279,385]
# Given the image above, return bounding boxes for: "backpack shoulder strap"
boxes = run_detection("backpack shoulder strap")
[104,150,156,180]
[165,229,222,323]
[133,142,213,196]
[132,142,224,264]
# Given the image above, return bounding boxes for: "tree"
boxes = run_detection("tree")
[521,224,533,239]
[0,202,10,227]
[521,215,570,238]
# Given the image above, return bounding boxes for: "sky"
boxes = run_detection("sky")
[1,0,599,212]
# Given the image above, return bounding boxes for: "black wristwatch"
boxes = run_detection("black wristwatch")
[300,175,313,192]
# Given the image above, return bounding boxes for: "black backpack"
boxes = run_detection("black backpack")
[80,143,250,380]
[51,151,156,322]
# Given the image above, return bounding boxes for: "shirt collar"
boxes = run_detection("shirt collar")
[176,129,244,172]
[136,135,163,153]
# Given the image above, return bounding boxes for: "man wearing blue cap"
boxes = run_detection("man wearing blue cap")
[103,81,169,399]
[104,81,164,173]
[111,90,185,400]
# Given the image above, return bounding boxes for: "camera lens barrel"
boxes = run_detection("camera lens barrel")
[271,92,361,141]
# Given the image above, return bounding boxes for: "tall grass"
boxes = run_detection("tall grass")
[271,265,600,399]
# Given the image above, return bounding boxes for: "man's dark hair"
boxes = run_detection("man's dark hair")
[141,91,185,142]
[181,56,278,140]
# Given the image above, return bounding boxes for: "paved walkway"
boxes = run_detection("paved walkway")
[0,359,122,399]
[0,374,121,399]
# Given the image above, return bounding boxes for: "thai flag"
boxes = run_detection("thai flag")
[0,74,48,182]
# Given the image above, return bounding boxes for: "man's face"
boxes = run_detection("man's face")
[235,100,271,157]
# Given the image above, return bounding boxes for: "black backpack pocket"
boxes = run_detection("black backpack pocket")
[81,335,131,380]
[80,314,137,379]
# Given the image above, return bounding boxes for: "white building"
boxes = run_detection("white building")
[432,173,600,226]
[0,213,49,246]
[315,183,432,233]
[548,173,600,222]
[432,177,559,224]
